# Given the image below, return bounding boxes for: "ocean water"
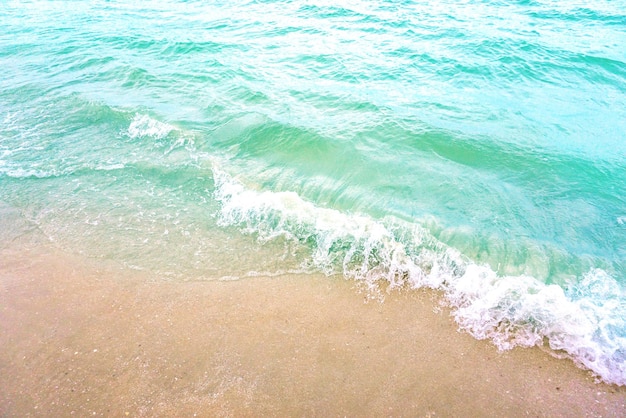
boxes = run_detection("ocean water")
[1,0,625,385]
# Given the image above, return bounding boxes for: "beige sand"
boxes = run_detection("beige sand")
[0,244,624,417]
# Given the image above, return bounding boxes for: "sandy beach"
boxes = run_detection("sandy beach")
[0,242,624,417]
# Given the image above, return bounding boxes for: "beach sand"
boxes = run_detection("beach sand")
[1,243,624,417]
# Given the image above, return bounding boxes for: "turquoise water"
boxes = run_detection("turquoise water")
[1,0,625,385]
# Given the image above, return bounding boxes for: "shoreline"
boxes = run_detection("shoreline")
[1,244,624,417]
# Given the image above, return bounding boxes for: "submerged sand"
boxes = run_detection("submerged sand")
[0,244,624,417]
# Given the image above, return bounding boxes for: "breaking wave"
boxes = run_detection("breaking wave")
[213,166,626,386]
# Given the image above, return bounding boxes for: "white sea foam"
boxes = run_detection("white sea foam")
[0,167,63,179]
[93,163,126,171]
[212,166,626,386]
[449,266,626,386]
[127,114,174,140]
[0,162,125,179]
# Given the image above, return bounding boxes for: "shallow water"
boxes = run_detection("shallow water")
[1,0,625,385]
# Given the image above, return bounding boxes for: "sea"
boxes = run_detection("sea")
[1,0,625,386]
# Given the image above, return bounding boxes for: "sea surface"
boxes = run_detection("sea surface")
[1,0,625,385]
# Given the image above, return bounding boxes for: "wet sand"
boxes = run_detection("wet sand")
[1,244,624,417]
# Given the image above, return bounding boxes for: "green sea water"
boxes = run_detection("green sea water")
[1,0,625,385]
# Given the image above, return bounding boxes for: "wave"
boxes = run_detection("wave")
[212,165,626,386]
[127,113,174,140]
[0,101,192,180]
